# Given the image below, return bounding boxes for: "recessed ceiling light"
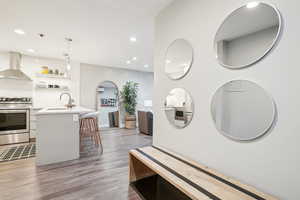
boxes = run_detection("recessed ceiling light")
[246,2,259,8]
[144,64,149,68]
[27,49,35,53]
[132,57,137,61]
[14,29,25,35]
[130,37,137,42]
[126,60,131,64]
[165,60,171,64]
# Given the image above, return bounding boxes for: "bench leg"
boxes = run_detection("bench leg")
[129,153,156,183]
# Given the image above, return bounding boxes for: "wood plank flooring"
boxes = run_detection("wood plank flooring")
[0,128,152,200]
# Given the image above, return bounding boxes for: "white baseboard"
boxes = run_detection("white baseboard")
[99,124,109,128]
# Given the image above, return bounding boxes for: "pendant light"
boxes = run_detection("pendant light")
[64,38,73,72]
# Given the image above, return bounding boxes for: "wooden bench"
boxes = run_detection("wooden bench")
[129,146,278,200]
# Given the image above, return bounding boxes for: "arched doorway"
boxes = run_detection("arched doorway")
[96,81,120,129]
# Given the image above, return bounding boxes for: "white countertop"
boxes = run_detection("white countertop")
[36,106,93,115]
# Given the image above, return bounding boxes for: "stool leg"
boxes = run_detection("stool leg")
[94,134,99,147]
[91,135,95,147]
[97,133,103,154]
[96,134,100,146]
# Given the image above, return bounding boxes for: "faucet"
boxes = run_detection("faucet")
[60,92,75,108]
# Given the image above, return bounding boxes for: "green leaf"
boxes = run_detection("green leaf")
[120,81,139,115]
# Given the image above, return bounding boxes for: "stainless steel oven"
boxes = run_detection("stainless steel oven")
[0,97,32,145]
[0,109,29,134]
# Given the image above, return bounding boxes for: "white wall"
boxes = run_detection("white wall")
[0,52,80,108]
[154,0,300,199]
[80,63,154,125]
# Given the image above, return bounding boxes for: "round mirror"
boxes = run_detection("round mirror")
[165,39,193,80]
[164,88,194,128]
[214,2,282,69]
[211,80,275,141]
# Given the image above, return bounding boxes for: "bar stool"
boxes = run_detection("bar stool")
[80,116,103,154]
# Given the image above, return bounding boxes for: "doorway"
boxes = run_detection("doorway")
[96,81,120,130]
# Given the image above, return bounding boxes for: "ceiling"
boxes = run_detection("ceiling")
[0,0,173,72]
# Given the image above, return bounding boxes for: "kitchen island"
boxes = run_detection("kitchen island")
[36,107,93,166]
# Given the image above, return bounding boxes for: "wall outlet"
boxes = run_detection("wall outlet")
[73,115,79,122]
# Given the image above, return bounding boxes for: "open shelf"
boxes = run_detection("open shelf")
[36,73,70,80]
[35,82,70,91]
[35,87,70,91]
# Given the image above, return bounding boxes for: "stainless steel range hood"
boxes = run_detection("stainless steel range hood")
[0,52,32,81]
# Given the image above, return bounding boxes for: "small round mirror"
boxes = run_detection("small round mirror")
[214,2,282,69]
[165,39,193,80]
[211,80,275,141]
[164,88,194,128]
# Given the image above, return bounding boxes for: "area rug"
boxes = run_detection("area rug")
[0,143,35,162]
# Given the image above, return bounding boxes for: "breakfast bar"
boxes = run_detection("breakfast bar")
[36,107,93,166]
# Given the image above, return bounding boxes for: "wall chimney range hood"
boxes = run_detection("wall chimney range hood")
[0,52,32,81]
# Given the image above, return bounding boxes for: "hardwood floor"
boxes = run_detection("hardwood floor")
[0,129,152,200]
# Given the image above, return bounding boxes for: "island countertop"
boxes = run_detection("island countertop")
[36,106,93,115]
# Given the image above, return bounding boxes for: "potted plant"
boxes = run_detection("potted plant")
[120,81,139,129]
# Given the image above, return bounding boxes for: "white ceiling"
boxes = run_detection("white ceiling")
[0,0,173,72]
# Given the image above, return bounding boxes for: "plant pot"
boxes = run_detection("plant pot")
[125,115,136,129]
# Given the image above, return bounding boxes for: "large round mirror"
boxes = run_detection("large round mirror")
[165,39,193,80]
[214,2,282,69]
[164,88,194,128]
[211,80,275,141]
